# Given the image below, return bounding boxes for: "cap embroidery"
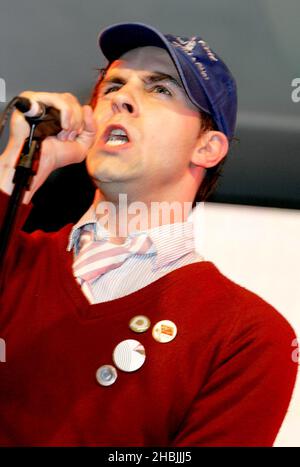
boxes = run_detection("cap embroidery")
[195,62,210,81]
[171,36,197,55]
[198,40,219,62]
[171,36,217,81]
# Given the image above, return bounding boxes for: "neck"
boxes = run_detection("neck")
[93,189,193,244]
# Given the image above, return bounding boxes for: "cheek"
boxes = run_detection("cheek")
[92,101,111,128]
[174,117,202,162]
[85,150,97,177]
[145,114,200,163]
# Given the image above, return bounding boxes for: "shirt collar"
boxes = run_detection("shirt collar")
[67,205,197,269]
[67,204,97,255]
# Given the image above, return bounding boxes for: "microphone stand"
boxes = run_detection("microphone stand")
[0,108,61,273]
[0,107,62,273]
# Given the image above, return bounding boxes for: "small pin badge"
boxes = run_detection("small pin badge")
[129,315,151,333]
[152,320,177,343]
[96,364,118,386]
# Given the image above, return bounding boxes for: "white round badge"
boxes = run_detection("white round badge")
[113,339,146,372]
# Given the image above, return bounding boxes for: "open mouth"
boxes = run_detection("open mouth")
[103,125,130,147]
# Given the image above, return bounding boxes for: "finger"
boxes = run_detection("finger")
[61,93,84,132]
[68,106,84,132]
[19,91,83,132]
[82,105,97,134]
[9,110,30,143]
[68,131,78,141]
[57,130,69,141]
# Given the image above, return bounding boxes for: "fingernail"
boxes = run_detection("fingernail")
[68,131,77,141]
[57,130,68,141]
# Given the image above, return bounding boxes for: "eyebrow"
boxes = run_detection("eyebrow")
[100,71,183,90]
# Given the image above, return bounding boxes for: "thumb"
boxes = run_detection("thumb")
[76,105,97,151]
[83,105,97,135]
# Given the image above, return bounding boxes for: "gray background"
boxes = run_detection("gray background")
[0,0,299,229]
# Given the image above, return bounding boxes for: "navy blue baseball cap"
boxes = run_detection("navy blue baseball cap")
[98,22,237,139]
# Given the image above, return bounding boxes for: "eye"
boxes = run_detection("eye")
[151,85,173,97]
[102,85,120,95]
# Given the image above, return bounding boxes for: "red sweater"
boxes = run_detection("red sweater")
[0,191,297,446]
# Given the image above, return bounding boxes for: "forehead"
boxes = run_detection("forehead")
[107,46,182,83]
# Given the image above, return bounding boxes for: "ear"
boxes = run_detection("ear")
[190,131,229,169]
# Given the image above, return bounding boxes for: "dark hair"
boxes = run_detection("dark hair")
[89,67,108,109]
[89,67,229,204]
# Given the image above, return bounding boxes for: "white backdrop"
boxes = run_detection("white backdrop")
[192,202,300,446]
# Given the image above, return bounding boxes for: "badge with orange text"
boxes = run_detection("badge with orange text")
[152,320,177,343]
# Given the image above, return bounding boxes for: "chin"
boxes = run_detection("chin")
[86,157,107,179]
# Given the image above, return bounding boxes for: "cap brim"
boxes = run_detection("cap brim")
[99,22,170,62]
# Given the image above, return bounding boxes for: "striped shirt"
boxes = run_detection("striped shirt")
[67,204,204,303]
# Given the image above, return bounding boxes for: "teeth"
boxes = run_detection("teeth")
[109,128,128,137]
[106,137,128,146]
[105,127,129,146]
[104,127,129,146]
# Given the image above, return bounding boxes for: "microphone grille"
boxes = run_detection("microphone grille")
[15,97,31,113]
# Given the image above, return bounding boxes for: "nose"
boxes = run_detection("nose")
[111,86,138,117]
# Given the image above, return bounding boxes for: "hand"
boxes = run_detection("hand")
[1,91,97,201]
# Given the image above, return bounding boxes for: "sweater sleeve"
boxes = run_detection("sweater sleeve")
[171,294,298,447]
[0,189,33,284]
[0,190,33,231]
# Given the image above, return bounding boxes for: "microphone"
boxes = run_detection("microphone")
[14,96,62,137]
